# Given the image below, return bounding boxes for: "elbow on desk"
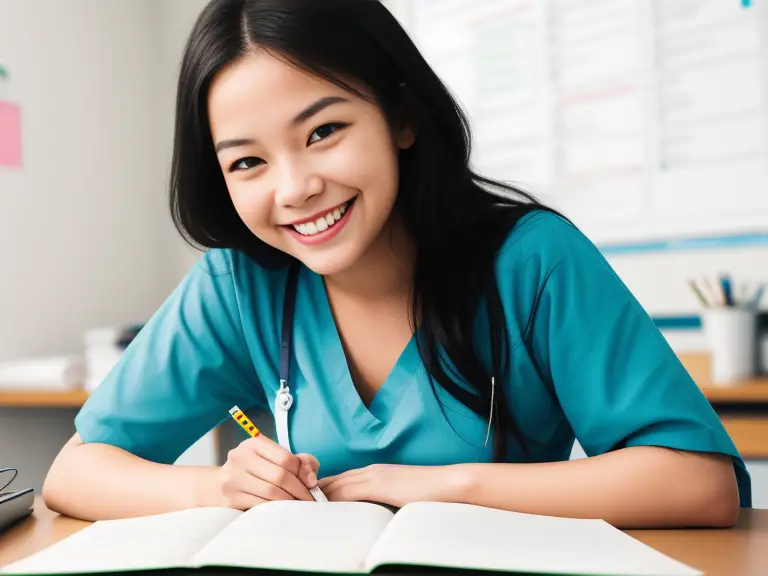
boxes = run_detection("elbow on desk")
[699,495,740,529]
[690,457,741,528]
[40,433,87,517]
[41,454,74,517]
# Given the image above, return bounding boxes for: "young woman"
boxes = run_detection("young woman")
[43,0,749,527]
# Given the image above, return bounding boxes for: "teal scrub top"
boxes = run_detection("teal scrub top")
[75,211,752,507]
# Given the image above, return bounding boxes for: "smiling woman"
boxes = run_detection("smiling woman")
[40,0,750,529]
[206,52,411,275]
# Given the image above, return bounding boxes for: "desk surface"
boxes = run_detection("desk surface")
[0,498,767,575]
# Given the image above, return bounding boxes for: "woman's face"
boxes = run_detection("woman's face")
[208,50,414,276]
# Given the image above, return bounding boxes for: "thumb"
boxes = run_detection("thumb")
[297,453,320,487]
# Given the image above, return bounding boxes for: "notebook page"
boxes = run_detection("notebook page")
[0,507,241,575]
[191,501,394,573]
[366,502,703,576]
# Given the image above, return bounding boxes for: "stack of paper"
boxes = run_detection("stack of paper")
[0,356,84,390]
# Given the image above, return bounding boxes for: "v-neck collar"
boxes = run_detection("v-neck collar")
[300,266,420,429]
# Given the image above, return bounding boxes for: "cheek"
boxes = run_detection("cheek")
[324,130,399,199]
[227,182,274,232]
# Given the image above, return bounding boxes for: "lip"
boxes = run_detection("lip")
[285,197,356,246]
[285,199,353,226]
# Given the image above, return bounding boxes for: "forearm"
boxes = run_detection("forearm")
[449,446,739,528]
[43,434,218,521]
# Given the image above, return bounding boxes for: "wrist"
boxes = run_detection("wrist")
[185,466,222,509]
[441,464,480,503]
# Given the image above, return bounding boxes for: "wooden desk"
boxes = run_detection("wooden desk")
[0,498,767,575]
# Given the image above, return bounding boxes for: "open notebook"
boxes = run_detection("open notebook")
[1,501,702,576]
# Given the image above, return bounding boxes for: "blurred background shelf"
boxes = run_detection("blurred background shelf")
[679,353,768,403]
[0,389,90,408]
[3,353,768,459]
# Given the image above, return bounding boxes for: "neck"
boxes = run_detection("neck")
[324,214,415,304]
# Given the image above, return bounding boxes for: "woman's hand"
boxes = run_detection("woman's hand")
[210,435,320,510]
[317,464,468,508]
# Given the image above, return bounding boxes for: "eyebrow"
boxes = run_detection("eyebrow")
[214,138,255,154]
[213,96,351,154]
[290,96,350,126]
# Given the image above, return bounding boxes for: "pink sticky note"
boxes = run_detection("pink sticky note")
[0,101,22,168]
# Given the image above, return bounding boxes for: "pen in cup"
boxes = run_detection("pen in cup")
[719,275,734,307]
[689,276,765,309]
[688,280,709,308]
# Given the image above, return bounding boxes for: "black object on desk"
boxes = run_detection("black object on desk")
[0,468,34,534]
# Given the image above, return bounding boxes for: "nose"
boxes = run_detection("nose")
[273,157,324,208]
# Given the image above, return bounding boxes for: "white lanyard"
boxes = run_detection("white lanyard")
[276,263,327,502]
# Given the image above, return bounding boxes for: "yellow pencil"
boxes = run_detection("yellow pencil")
[229,405,260,437]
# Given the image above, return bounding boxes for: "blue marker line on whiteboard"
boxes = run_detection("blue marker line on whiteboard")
[742,0,751,8]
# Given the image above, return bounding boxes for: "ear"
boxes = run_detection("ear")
[395,123,415,150]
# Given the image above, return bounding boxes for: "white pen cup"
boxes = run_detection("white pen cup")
[702,307,757,385]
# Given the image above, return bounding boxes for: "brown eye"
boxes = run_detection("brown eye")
[308,122,347,144]
[229,157,264,172]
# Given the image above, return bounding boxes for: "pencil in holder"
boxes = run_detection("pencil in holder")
[702,307,757,385]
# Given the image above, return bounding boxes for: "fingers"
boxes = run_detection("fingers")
[237,436,319,501]
[317,467,365,490]
[244,435,302,477]
[230,436,325,501]
[297,453,320,488]
[229,468,293,505]
[321,474,371,502]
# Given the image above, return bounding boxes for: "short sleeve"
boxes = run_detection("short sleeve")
[75,250,267,465]
[527,216,752,507]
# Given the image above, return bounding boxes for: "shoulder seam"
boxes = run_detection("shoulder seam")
[497,211,566,258]
[198,266,233,279]
[197,250,235,278]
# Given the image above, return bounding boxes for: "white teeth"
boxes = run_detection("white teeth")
[292,200,352,236]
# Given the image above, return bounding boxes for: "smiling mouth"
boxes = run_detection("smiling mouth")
[289,197,357,236]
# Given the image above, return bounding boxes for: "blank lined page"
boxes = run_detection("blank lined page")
[366,502,703,576]
[192,501,394,573]
[1,507,241,575]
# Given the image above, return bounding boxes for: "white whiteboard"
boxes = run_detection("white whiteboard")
[385,0,768,245]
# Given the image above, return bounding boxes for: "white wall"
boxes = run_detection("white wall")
[0,0,181,362]
[0,0,209,485]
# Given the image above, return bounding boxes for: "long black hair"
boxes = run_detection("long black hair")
[170,0,558,461]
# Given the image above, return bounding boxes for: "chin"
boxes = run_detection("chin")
[296,247,362,277]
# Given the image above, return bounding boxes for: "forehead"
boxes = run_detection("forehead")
[208,50,357,130]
